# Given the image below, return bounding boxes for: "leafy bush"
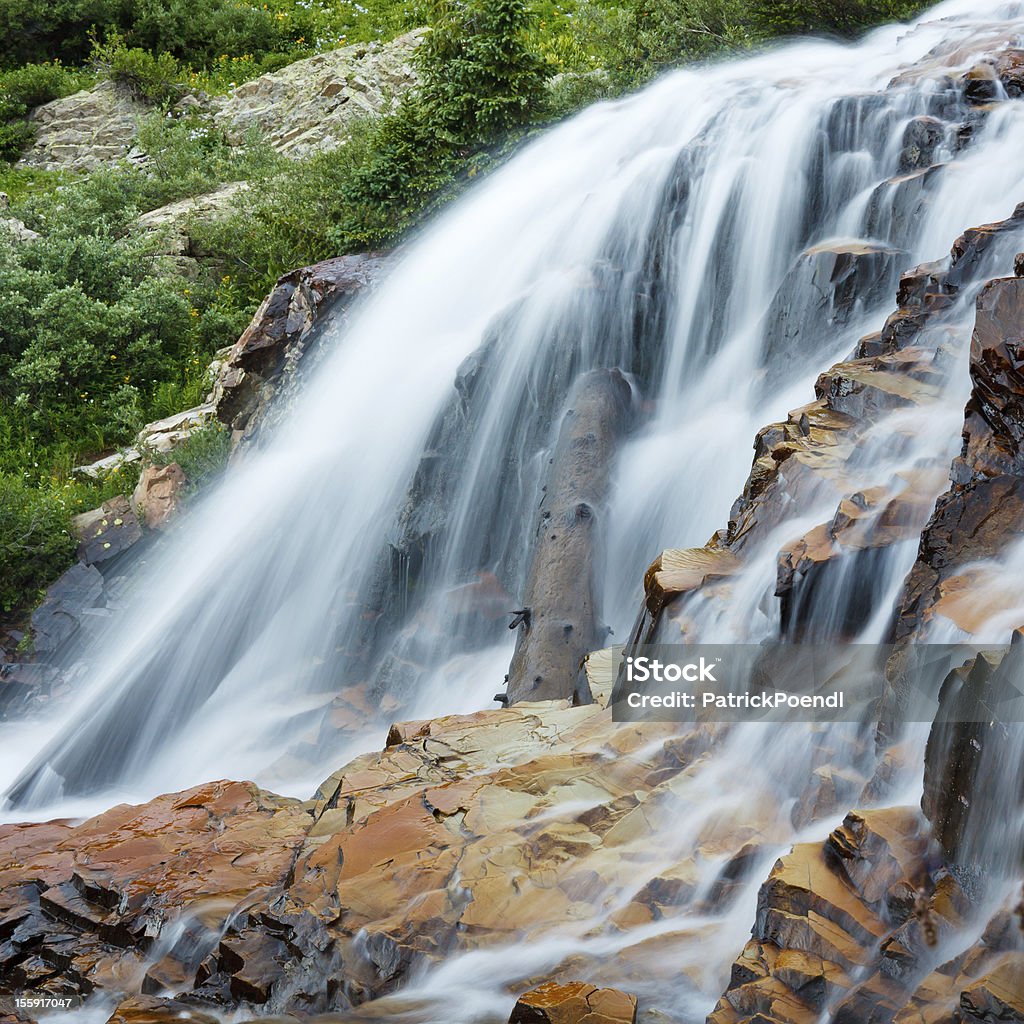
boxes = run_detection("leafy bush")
[0,181,247,466]
[0,0,427,72]
[90,33,184,104]
[745,0,929,38]
[0,62,88,160]
[0,0,126,69]
[0,474,76,613]
[153,422,231,491]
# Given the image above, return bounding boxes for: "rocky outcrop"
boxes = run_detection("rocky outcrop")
[893,271,1024,642]
[630,205,1024,648]
[212,251,390,449]
[28,562,106,657]
[136,182,250,277]
[706,808,979,1024]
[16,34,419,174]
[506,369,632,704]
[0,781,309,1000]
[17,80,148,172]
[921,643,1024,869]
[211,32,422,159]
[0,695,721,1012]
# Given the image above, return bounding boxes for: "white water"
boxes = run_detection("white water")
[6,1,1024,1020]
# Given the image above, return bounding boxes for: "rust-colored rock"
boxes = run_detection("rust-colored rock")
[0,781,310,1000]
[132,463,187,530]
[508,981,638,1024]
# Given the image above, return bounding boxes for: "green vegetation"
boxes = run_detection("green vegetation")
[0,0,931,619]
[0,476,76,614]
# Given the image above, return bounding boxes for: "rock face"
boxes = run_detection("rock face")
[17,80,148,172]
[132,463,187,530]
[629,204,1024,649]
[506,369,633,704]
[508,982,638,1024]
[212,251,390,450]
[0,696,716,1011]
[211,32,422,159]
[16,34,419,174]
[0,781,310,999]
[28,563,105,657]
[894,271,1024,642]
[922,644,1024,870]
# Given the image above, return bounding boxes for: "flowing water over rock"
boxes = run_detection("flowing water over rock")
[4,2,1024,1022]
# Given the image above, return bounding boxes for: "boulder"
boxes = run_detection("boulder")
[211,33,422,159]
[138,404,216,455]
[213,252,390,450]
[0,193,40,242]
[132,463,187,530]
[71,495,143,565]
[508,981,638,1024]
[17,80,148,172]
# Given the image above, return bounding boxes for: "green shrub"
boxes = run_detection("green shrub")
[0,474,76,613]
[0,62,89,161]
[745,0,929,38]
[417,0,550,144]
[0,0,426,72]
[0,0,126,69]
[90,33,184,104]
[153,422,231,491]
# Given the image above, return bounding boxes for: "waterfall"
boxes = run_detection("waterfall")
[4,0,1024,844]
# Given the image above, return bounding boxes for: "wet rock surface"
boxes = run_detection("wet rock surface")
[508,981,638,1023]
[212,252,391,451]
[893,272,1024,644]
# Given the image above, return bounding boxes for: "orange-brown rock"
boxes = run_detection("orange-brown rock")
[132,463,187,530]
[708,808,945,1024]
[0,781,309,999]
[507,981,637,1024]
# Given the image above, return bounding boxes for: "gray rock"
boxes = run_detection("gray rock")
[30,563,105,656]
[72,496,143,566]
[211,32,422,159]
[17,80,149,173]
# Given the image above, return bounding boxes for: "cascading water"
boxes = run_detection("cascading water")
[5,2,1024,1020]
[8,0,1023,814]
